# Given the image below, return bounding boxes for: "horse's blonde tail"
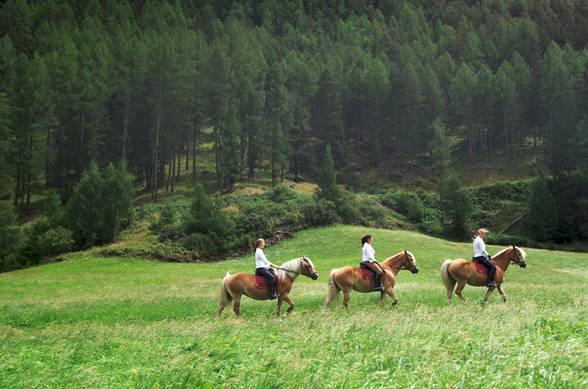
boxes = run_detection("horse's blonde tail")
[441,260,456,304]
[218,272,233,317]
[322,268,340,313]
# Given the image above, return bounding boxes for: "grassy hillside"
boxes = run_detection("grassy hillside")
[1,225,586,388]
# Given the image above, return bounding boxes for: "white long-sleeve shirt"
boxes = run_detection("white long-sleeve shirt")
[255,248,272,269]
[362,242,376,262]
[473,236,490,258]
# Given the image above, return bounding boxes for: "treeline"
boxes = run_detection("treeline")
[1,0,586,201]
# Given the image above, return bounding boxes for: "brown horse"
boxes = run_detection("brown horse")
[322,251,418,313]
[441,245,527,305]
[217,256,318,317]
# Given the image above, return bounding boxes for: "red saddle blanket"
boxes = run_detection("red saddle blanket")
[359,268,375,280]
[254,274,281,289]
[473,262,488,275]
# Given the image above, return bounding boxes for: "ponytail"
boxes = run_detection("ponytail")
[361,234,372,247]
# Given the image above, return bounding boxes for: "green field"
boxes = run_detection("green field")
[1,225,586,388]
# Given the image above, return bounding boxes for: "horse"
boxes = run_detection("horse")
[322,251,418,313]
[217,256,318,317]
[440,245,527,305]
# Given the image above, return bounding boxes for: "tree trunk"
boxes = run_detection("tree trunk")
[192,126,197,181]
[166,155,171,192]
[122,92,130,161]
[45,126,51,187]
[215,122,222,193]
[151,91,162,202]
[176,142,181,179]
[26,135,33,206]
[171,149,177,193]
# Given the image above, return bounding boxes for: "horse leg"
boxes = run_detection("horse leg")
[216,302,226,318]
[342,289,351,312]
[454,281,467,303]
[232,293,242,316]
[380,291,386,308]
[497,284,507,302]
[446,283,454,305]
[277,296,284,317]
[482,286,496,305]
[282,293,295,315]
[386,287,398,308]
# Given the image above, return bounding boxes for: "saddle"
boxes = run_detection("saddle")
[472,261,488,275]
[254,274,281,289]
[359,265,375,280]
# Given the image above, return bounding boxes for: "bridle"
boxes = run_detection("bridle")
[404,251,419,273]
[511,245,526,266]
[272,257,316,278]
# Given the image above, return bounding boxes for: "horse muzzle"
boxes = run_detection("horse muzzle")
[410,266,419,274]
[310,272,319,280]
[519,261,527,268]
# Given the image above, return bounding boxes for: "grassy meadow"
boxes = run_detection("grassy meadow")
[0,225,586,388]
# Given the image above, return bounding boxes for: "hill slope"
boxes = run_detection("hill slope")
[0,226,586,388]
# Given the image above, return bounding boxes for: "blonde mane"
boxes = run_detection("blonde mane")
[276,257,312,280]
[494,246,527,259]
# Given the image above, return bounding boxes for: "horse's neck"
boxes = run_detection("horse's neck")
[381,254,403,275]
[278,259,300,281]
[492,250,511,272]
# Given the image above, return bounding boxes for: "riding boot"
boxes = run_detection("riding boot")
[374,272,384,291]
[269,285,277,299]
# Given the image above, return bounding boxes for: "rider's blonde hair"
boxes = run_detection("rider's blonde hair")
[255,238,265,248]
[473,228,489,239]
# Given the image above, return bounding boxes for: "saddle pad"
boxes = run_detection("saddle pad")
[473,262,488,275]
[254,274,281,289]
[359,268,375,280]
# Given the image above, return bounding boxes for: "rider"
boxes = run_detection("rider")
[360,234,384,291]
[255,238,278,299]
[472,228,496,287]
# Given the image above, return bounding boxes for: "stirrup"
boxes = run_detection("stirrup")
[374,285,384,291]
[486,281,496,288]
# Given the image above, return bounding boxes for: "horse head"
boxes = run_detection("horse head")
[510,245,527,268]
[300,256,319,280]
[402,250,419,273]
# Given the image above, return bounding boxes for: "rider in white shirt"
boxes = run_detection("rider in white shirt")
[360,234,384,291]
[472,228,496,287]
[255,238,278,299]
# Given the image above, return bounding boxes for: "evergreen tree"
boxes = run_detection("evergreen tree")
[317,143,339,203]
[524,176,558,242]
[439,174,471,238]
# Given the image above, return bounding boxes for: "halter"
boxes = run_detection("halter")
[404,251,418,272]
[511,245,525,264]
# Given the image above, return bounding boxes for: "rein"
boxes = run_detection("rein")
[271,265,301,275]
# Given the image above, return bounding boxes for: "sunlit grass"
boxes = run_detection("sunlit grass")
[1,225,586,388]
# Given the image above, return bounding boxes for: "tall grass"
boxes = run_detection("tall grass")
[1,225,586,388]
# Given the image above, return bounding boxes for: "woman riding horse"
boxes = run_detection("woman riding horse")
[441,245,527,305]
[218,255,318,317]
[323,250,419,312]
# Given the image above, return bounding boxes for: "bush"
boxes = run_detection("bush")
[36,227,74,258]
[301,198,339,227]
[485,233,539,248]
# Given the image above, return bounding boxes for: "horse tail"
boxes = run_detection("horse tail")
[322,268,341,313]
[327,268,341,299]
[220,272,233,306]
[441,260,456,294]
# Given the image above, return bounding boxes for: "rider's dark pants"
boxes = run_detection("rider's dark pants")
[473,256,496,284]
[256,267,276,297]
[360,261,383,289]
